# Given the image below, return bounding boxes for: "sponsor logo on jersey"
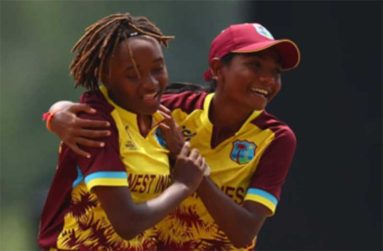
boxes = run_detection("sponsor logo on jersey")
[181,126,196,141]
[125,125,138,150]
[230,140,256,164]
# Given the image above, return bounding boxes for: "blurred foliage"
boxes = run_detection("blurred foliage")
[0,1,251,249]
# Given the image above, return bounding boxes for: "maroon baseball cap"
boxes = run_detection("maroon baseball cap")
[204,23,301,81]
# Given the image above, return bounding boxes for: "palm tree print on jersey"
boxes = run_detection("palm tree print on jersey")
[71,190,98,219]
[197,231,234,251]
[230,140,256,164]
[155,197,219,250]
[59,185,157,250]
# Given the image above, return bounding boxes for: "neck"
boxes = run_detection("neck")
[210,94,252,131]
[137,114,153,137]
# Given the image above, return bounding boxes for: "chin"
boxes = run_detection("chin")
[251,101,267,111]
[253,106,266,111]
[144,105,160,115]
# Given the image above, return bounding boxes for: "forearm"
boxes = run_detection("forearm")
[126,182,191,237]
[197,177,264,247]
[96,142,205,240]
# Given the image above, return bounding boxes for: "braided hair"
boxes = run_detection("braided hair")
[164,53,236,94]
[70,13,174,91]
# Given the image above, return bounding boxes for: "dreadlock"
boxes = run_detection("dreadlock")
[70,13,174,91]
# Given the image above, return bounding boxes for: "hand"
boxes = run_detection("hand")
[50,103,111,158]
[172,142,208,194]
[158,105,184,157]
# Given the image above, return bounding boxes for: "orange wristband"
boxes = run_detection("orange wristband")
[42,111,57,132]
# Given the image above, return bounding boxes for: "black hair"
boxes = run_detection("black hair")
[70,13,174,91]
[164,53,238,94]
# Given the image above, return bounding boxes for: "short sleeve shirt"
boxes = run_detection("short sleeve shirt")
[38,86,171,250]
[155,91,296,250]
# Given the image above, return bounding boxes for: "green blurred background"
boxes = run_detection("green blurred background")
[1,1,251,250]
[1,1,381,250]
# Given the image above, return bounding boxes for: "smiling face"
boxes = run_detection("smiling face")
[103,36,168,115]
[214,48,282,112]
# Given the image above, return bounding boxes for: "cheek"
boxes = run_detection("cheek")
[116,81,137,97]
[158,72,169,88]
[274,81,282,92]
[222,66,245,84]
[269,82,282,101]
[233,66,253,81]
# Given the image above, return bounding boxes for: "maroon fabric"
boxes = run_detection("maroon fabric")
[248,111,297,200]
[38,144,77,248]
[161,91,207,113]
[38,90,126,249]
[204,23,300,80]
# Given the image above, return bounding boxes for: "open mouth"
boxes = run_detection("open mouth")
[250,87,269,97]
[143,90,161,102]
[143,91,161,99]
[143,92,157,99]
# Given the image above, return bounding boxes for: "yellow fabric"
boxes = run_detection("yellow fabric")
[155,93,277,250]
[86,178,129,191]
[99,85,171,203]
[56,86,170,250]
[244,194,277,213]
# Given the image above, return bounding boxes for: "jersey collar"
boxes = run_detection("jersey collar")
[99,85,164,133]
[201,92,264,135]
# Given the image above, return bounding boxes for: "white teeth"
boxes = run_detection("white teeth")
[250,87,268,96]
[144,93,157,99]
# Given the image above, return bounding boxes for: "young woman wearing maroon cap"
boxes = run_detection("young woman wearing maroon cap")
[44,22,300,250]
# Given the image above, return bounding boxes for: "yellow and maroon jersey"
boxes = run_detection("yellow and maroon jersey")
[38,86,171,251]
[156,91,297,250]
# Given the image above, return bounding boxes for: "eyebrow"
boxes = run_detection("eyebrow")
[244,53,282,65]
[124,58,164,72]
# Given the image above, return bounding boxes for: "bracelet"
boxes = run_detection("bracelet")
[42,111,57,132]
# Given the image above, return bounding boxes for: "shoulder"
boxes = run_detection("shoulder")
[80,89,114,113]
[251,111,296,144]
[161,90,208,114]
[79,90,115,122]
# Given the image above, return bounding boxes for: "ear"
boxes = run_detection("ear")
[210,57,224,81]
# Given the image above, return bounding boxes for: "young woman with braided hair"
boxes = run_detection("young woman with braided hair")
[38,13,208,250]
[45,19,301,250]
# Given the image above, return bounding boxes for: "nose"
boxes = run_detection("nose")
[141,74,159,91]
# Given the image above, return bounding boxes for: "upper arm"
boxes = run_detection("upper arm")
[245,128,297,215]
[92,186,136,239]
[77,132,136,239]
[237,130,296,241]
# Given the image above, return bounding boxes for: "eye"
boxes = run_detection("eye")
[252,62,262,70]
[153,67,164,74]
[125,68,140,80]
[126,74,139,80]
[152,65,165,76]
[246,61,262,73]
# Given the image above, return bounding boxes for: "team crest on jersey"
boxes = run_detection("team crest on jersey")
[230,140,256,164]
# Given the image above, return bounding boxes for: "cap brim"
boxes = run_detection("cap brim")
[232,39,301,70]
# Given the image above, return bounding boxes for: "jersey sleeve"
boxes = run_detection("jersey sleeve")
[76,91,128,191]
[244,127,297,215]
[161,91,207,113]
